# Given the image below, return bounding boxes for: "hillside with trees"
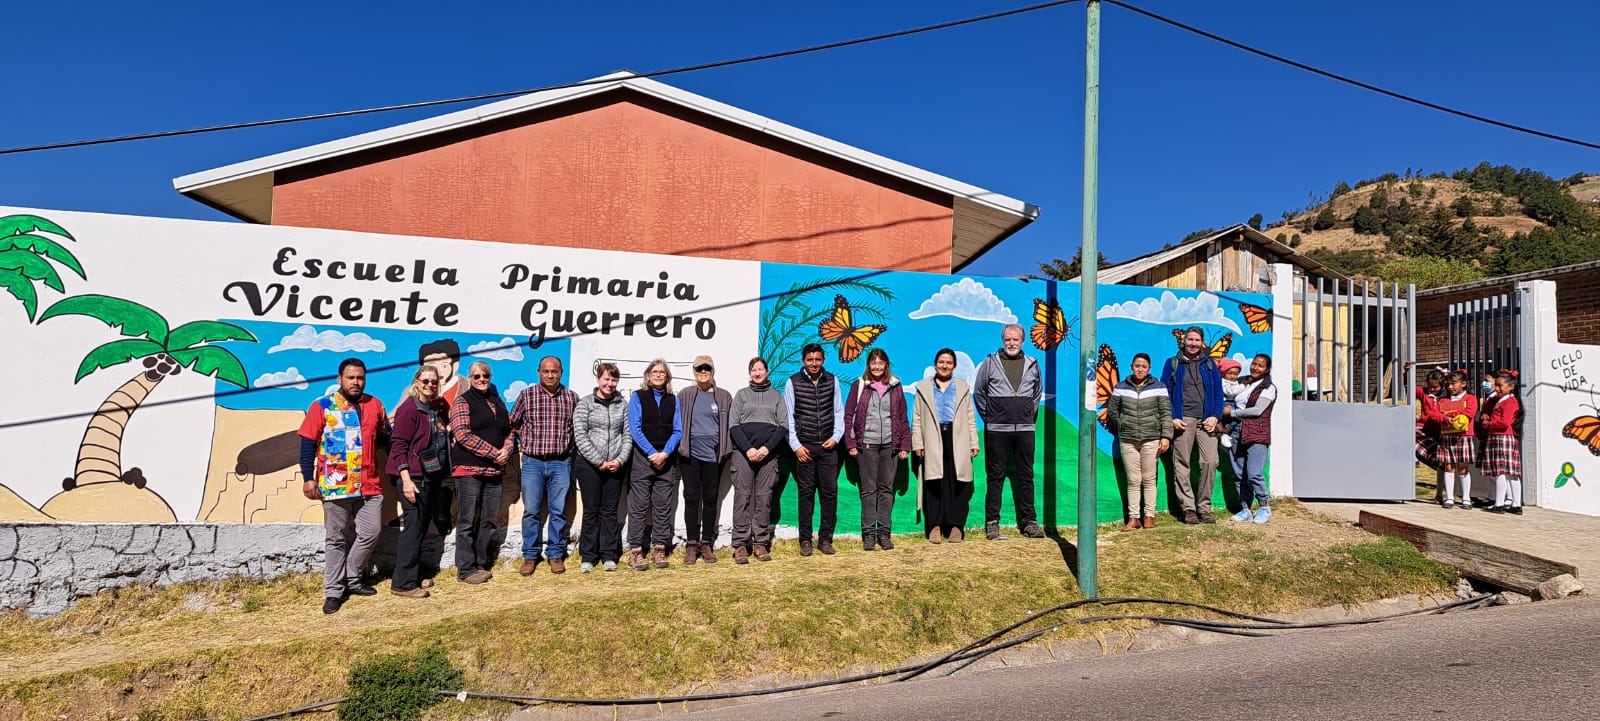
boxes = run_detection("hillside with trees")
[1264,163,1600,289]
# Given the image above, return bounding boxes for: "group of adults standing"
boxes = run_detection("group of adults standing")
[294,324,1061,613]
[1105,326,1278,530]
[296,324,1279,615]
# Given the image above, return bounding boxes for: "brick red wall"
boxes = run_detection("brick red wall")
[271,93,956,273]
[1416,266,1600,363]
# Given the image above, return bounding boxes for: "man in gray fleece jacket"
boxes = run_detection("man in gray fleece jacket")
[973,324,1044,540]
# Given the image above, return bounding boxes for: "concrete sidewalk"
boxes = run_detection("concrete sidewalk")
[1303,500,1600,593]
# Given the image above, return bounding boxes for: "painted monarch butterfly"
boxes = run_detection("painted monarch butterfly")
[1239,303,1272,333]
[817,295,887,364]
[1170,329,1233,359]
[1562,415,1600,456]
[1030,297,1071,351]
[1094,344,1119,431]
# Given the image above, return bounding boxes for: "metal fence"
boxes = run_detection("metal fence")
[1293,276,1417,405]
[1446,293,1521,387]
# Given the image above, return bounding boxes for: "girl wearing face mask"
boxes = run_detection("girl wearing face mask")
[1479,370,1524,515]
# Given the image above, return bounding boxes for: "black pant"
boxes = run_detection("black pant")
[795,443,840,541]
[393,473,447,591]
[576,458,625,564]
[925,423,973,533]
[983,430,1036,526]
[681,457,725,543]
[454,474,502,578]
[628,448,680,549]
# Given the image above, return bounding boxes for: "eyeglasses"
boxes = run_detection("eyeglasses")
[694,365,713,372]
[471,374,491,380]
[417,379,439,386]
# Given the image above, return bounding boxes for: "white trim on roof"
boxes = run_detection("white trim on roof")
[173,71,1037,222]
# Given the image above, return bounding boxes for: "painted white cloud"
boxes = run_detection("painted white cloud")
[908,278,1018,324]
[1096,291,1243,335]
[922,350,980,388]
[267,325,387,354]
[502,380,529,404]
[253,367,308,391]
[467,337,525,362]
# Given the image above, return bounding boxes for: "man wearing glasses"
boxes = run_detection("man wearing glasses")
[510,356,579,575]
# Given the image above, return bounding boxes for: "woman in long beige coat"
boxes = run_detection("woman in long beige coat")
[911,348,980,543]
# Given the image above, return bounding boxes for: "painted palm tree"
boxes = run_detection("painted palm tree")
[0,214,86,320]
[40,295,257,490]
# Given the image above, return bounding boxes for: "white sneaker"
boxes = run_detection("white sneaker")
[1219,434,1234,449]
[602,560,618,572]
[580,562,595,574]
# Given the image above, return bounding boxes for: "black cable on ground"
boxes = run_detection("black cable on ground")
[208,594,1495,719]
[237,697,347,721]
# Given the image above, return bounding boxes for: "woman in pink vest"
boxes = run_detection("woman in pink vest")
[1226,354,1277,525]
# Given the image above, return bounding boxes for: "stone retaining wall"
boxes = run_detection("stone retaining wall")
[0,522,524,618]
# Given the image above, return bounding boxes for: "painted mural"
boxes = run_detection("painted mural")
[1533,342,1600,515]
[0,207,1273,528]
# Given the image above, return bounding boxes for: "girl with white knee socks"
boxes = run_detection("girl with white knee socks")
[1433,371,1478,509]
[1479,370,1524,515]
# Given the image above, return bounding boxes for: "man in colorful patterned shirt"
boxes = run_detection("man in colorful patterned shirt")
[299,358,391,614]
[510,356,580,575]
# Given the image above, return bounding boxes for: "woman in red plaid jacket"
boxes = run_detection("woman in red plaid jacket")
[1479,370,1523,515]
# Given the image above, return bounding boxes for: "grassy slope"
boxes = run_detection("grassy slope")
[0,502,1453,721]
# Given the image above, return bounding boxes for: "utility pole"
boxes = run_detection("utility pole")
[1076,0,1101,598]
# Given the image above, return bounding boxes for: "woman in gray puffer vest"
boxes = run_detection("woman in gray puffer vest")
[1105,352,1173,531]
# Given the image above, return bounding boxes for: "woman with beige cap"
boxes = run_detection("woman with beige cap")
[678,354,733,565]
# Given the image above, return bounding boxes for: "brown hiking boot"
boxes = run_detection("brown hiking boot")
[733,546,749,564]
[701,542,717,563]
[1020,523,1046,539]
[629,548,650,571]
[1142,516,1155,529]
[651,545,669,568]
[1181,510,1200,525]
[754,544,771,561]
[685,543,700,565]
[519,559,538,576]
[548,558,565,574]
[391,586,430,598]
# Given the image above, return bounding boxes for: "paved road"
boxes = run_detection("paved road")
[661,596,1600,721]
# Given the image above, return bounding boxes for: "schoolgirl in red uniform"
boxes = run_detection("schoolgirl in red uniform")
[1431,371,1478,508]
[1479,370,1523,515]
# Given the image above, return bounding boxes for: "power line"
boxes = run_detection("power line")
[0,0,1081,157]
[1107,0,1600,152]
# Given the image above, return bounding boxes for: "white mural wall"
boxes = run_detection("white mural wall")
[1521,280,1600,515]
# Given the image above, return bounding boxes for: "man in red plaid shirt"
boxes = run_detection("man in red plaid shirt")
[511,356,580,575]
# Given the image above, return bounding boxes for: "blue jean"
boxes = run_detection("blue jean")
[521,456,573,559]
[1231,442,1270,510]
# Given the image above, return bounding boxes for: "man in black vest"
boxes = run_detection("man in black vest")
[784,344,845,556]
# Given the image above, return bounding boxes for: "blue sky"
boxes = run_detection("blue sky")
[3,0,1596,277]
